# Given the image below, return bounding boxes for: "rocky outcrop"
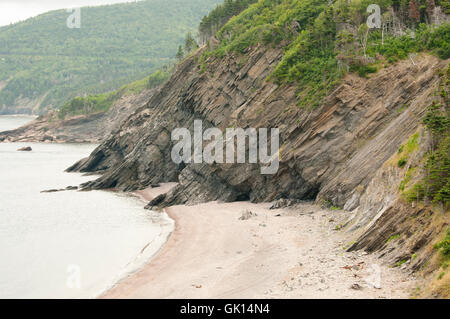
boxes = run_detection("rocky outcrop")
[0,89,155,143]
[67,45,446,211]
[64,42,449,296]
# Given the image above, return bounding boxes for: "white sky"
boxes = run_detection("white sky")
[0,0,139,26]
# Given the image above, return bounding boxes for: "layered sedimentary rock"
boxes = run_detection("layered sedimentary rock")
[66,44,449,297]
[67,46,445,210]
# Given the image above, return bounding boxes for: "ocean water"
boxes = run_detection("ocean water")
[0,115,37,131]
[0,116,173,298]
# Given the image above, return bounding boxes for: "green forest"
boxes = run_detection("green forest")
[0,0,221,114]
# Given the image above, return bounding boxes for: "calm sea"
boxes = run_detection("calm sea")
[0,115,173,298]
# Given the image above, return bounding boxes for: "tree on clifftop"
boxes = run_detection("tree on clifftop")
[176,45,184,60]
[184,32,198,53]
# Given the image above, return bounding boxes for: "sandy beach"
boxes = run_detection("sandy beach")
[102,184,416,299]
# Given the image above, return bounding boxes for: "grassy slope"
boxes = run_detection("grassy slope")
[57,68,171,119]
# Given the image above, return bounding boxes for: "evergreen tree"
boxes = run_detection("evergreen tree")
[198,0,258,44]
[176,45,184,60]
[184,32,198,53]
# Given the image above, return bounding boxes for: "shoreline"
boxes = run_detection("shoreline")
[93,184,177,299]
[92,184,176,298]
[101,184,416,299]
[0,141,174,299]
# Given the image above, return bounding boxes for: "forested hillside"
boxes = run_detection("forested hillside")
[0,0,221,114]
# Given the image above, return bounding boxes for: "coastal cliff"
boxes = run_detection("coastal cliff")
[64,1,449,297]
[2,0,449,300]
[68,47,444,206]
[67,45,448,296]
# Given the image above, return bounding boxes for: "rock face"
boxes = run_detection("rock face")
[64,44,449,296]
[0,89,155,143]
[344,126,448,282]
[58,39,450,297]
[67,45,445,212]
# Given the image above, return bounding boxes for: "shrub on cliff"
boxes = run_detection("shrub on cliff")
[405,65,449,208]
[435,228,450,264]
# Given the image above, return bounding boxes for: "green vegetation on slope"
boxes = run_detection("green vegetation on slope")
[201,0,449,108]
[57,68,171,119]
[199,0,258,43]
[404,65,449,208]
[0,0,221,114]
[58,93,117,120]
[435,228,450,265]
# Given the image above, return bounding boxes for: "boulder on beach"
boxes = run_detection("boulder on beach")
[17,146,32,151]
[238,210,257,220]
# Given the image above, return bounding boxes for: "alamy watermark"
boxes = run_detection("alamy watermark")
[367,4,381,29]
[365,263,382,289]
[66,264,81,289]
[171,120,280,174]
[64,4,381,30]
[66,8,81,29]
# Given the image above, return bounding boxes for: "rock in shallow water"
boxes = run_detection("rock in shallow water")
[40,189,61,193]
[144,193,167,210]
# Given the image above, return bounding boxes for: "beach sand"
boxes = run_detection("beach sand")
[102,184,416,299]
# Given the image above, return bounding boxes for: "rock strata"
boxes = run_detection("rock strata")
[67,48,445,212]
